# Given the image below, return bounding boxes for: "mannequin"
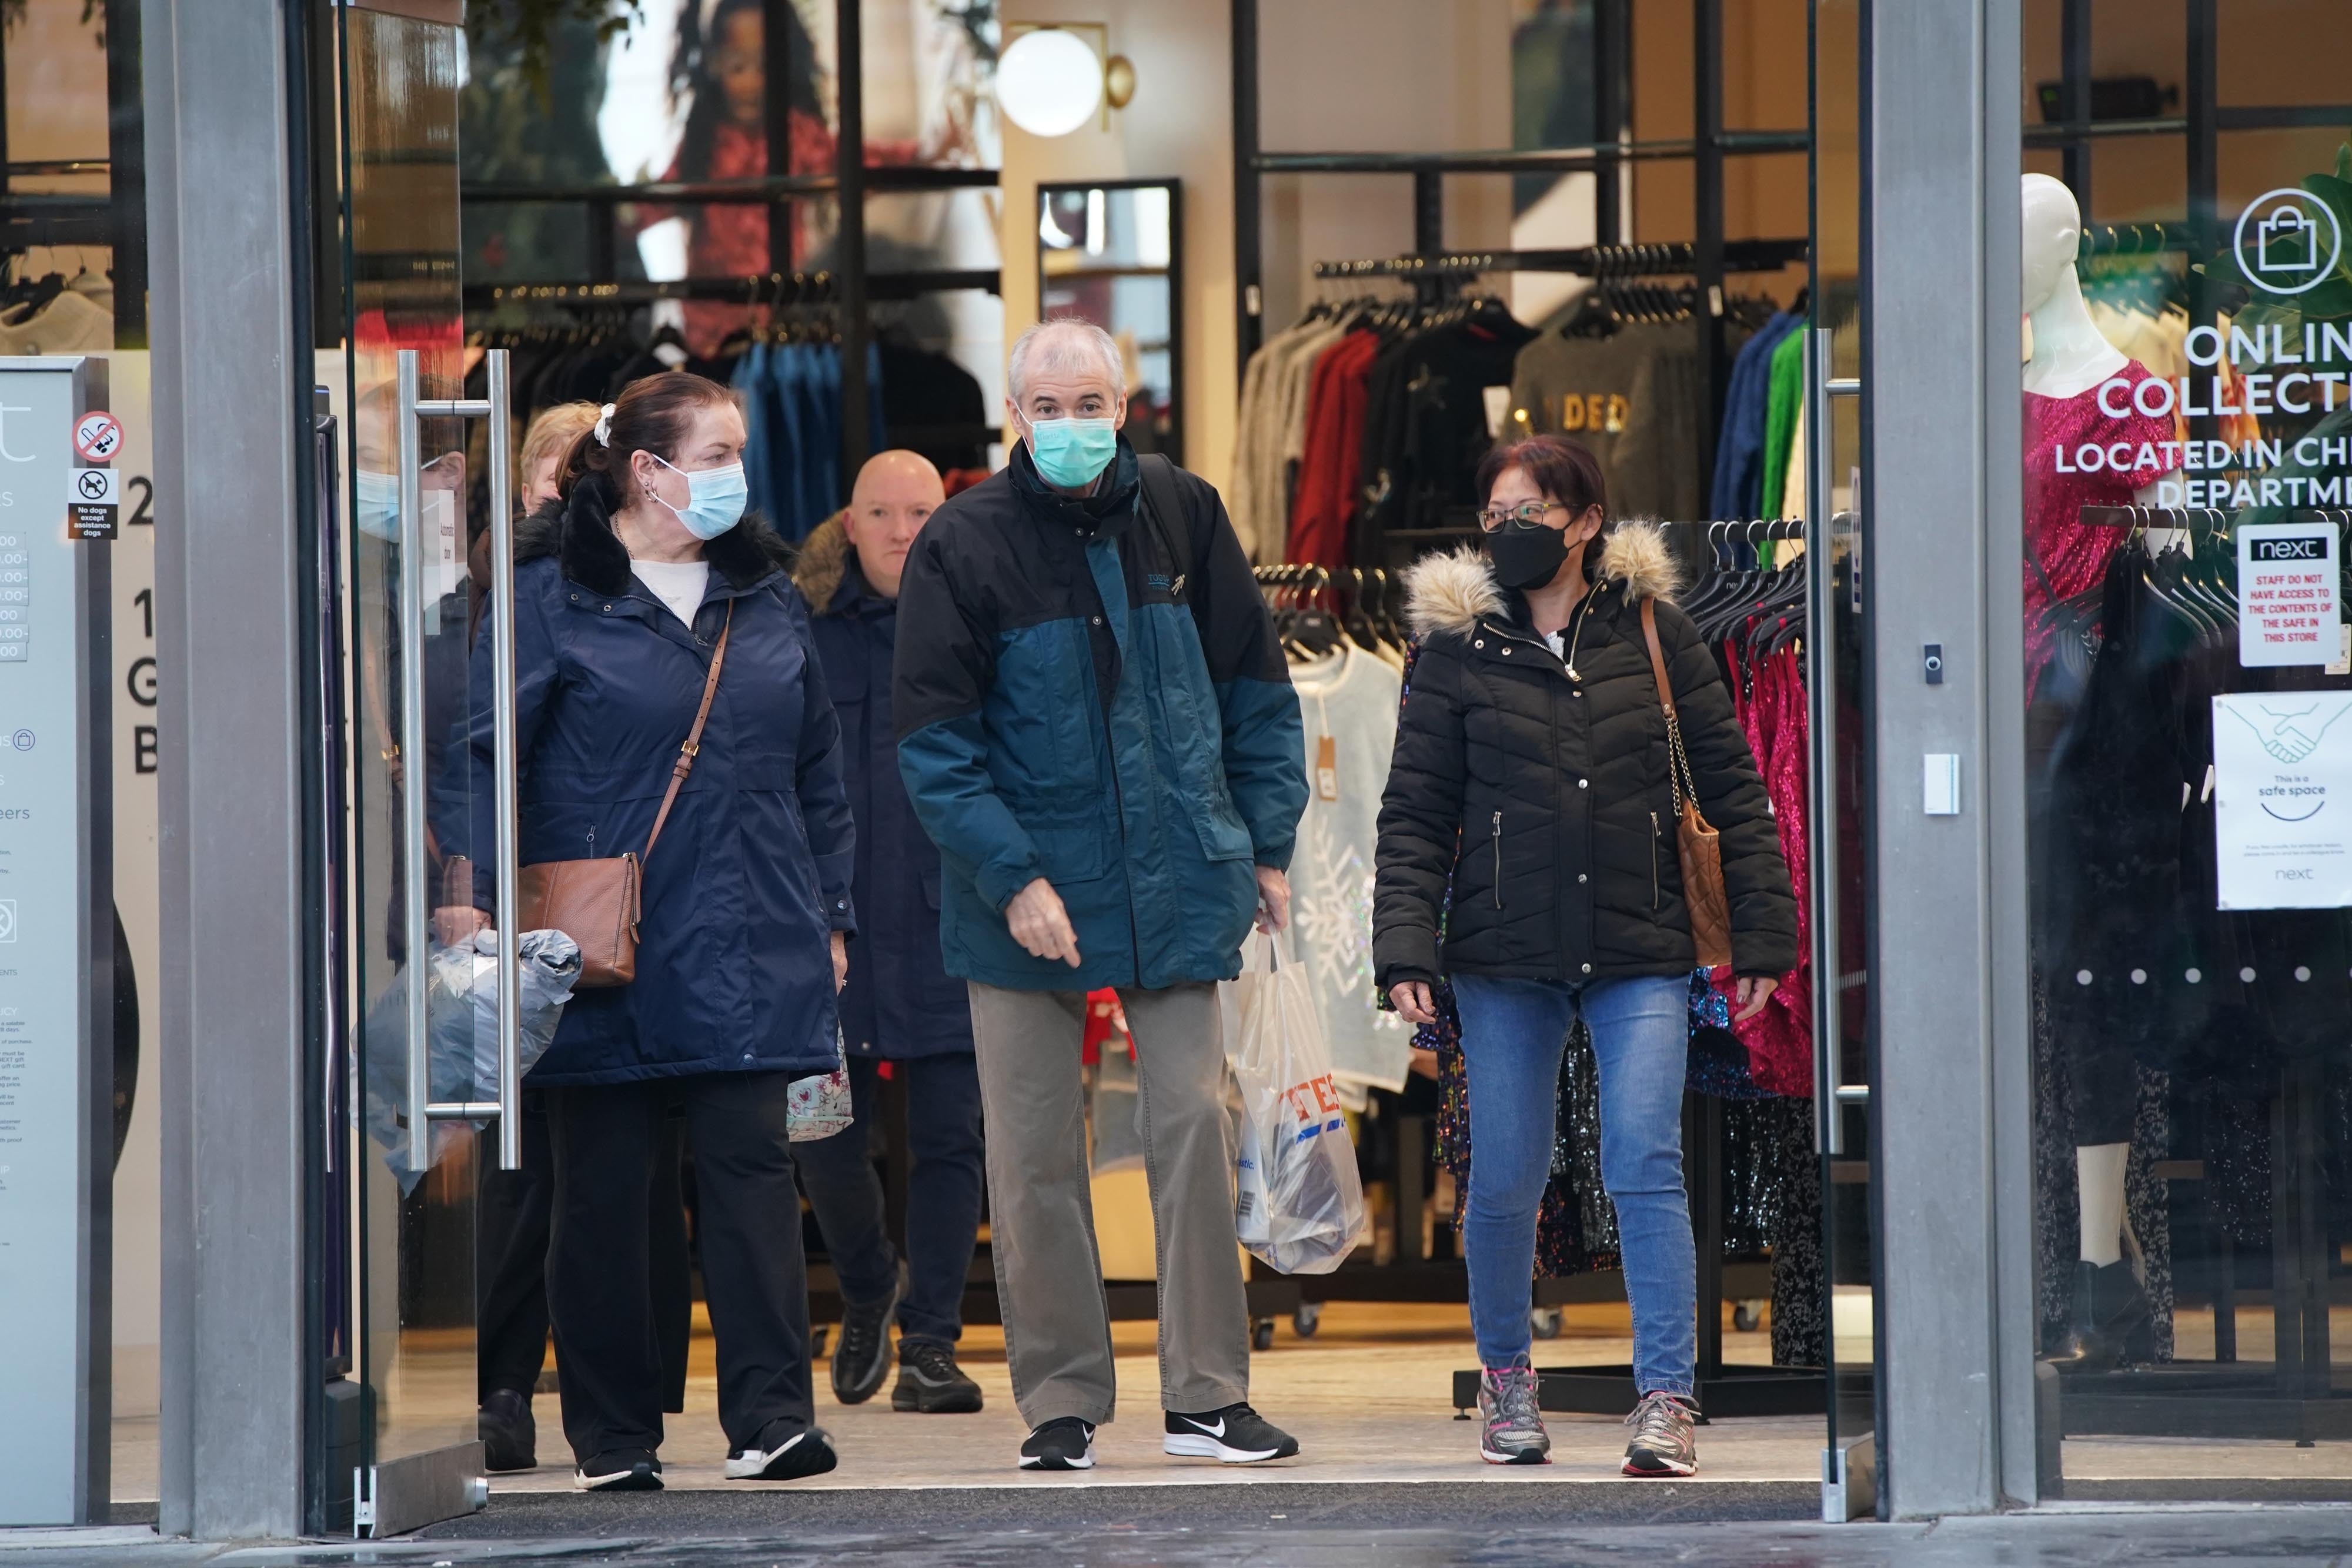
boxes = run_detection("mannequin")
[2022,172,2164,508]
[2024,172,2157,1370]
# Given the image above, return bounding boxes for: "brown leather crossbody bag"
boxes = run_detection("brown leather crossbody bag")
[1639,597,1733,970]
[518,603,733,987]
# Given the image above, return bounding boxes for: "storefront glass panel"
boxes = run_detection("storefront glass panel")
[336,0,486,1506]
[2019,0,2352,1486]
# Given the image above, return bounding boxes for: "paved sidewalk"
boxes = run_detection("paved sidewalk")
[5,1497,2350,1566]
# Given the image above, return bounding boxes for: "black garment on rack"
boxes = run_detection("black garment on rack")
[1355,302,1536,545]
[878,336,988,473]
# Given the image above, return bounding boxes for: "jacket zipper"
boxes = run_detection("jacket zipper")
[1491,811,1504,908]
[1649,811,1661,910]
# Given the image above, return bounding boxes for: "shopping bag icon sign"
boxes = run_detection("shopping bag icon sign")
[2257,203,2323,277]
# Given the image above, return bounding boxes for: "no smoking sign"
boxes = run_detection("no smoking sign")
[73,410,121,463]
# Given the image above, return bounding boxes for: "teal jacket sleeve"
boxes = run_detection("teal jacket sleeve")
[891,525,1044,912]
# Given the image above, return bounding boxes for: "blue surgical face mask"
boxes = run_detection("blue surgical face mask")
[1025,416,1120,490]
[647,453,749,541]
[354,468,401,541]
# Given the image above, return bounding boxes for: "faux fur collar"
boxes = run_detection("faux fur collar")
[1402,520,1683,640]
[791,511,854,614]
[514,496,794,599]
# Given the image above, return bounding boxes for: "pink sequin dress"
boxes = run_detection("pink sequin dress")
[2022,360,2184,687]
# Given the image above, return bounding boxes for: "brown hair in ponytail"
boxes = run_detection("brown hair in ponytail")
[557,370,740,529]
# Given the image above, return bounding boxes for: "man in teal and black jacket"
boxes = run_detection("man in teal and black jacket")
[894,317,1307,1475]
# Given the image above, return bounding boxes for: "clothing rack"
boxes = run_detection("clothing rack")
[462,269,1001,310]
[0,1,145,344]
[2042,505,2352,1442]
[459,0,999,477]
[1311,239,1811,287]
[1234,0,1810,566]
[2077,222,2194,258]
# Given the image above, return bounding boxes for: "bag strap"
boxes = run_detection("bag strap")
[1639,597,1700,815]
[1134,453,1195,595]
[643,601,733,867]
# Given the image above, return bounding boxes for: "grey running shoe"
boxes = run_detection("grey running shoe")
[1478,1363,1550,1465]
[1622,1390,1699,1477]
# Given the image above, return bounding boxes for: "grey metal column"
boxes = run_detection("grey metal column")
[145,0,309,1541]
[1863,0,2030,1519]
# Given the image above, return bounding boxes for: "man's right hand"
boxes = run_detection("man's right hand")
[1006,877,1083,968]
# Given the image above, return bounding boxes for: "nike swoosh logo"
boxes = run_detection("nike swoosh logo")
[1187,1417,1226,1437]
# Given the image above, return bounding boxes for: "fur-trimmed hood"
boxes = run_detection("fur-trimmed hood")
[514,495,795,599]
[791,511,855,613]
[1402,520,1682,641]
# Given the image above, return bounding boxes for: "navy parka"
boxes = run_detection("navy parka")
[893,440,1307,993]
[794,516,974,1058]
[460,500,857,1085]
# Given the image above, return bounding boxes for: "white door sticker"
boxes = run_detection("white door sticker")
[2213,690,2352,909]
[2237,522,2341,667]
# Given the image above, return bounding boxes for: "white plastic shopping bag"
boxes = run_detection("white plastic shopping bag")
[1228,930,1369,1273]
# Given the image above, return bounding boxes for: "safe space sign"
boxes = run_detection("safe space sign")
[2213,691,2352,910]
[2237,523,2341,667]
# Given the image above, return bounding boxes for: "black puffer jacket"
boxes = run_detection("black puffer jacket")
[1372,523,1797,988]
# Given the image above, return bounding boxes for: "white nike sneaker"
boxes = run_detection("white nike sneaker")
[1161,1402,1300,1463]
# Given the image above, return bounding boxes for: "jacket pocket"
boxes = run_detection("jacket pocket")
[1490,811,1504,909]
[1031,821,1112,885]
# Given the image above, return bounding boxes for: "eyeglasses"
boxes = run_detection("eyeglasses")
[1477,501,1564,533]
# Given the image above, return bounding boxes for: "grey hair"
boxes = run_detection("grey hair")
[1007,316,1125,405]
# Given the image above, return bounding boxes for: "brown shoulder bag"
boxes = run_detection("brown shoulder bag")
[517,603,733,987]
[1639,598,1733,970]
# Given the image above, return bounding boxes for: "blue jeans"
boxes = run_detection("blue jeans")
[1453,973,1695,1398]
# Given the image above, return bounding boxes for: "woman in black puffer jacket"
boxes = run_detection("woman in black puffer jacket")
[1372,435,1795,1475]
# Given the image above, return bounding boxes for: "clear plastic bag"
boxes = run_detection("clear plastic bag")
[1228,930,1369,1274]
[361,928,582,1188]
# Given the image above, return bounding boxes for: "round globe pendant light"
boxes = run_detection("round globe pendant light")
[997,27,1105,138]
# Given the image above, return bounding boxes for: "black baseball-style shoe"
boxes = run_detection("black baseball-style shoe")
[1018,1416,1096,1471]
[724,1420,839,1482]
[1162,1402,1300,1463]
[831,1261,908,1405]
[477,1388,537,1472]
[572,1447,661,1492]
[892,1339,984,1413]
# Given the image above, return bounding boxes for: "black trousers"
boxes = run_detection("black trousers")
[476,1094,692,1412]
[546,1071,811,1459]
[790,1053,985,1345]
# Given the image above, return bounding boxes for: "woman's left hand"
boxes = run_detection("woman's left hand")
[1733,975,1778,1021]
[831,931,849,993]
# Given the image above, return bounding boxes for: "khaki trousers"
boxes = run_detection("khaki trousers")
[967,981,1251,1427]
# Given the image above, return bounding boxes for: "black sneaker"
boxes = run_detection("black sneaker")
[723,1420,839,1482]
[1018,1416,1095,1471]
[1162,1402,1299,1463]
[477,1388,536,1473]
[892,1339,984,1414]
[830,1261,907,1406]
[572,1447,661,1492]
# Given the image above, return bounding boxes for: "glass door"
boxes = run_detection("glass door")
[332,1,517,1538]
[1809,0,1879,1523]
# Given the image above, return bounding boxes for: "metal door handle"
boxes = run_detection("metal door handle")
[399,349,520,1171]
[1805,327,1865,1155]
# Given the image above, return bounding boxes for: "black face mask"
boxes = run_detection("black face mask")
[1486,523,1574,592]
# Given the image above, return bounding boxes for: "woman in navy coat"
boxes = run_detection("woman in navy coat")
[447,371,854,1490]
